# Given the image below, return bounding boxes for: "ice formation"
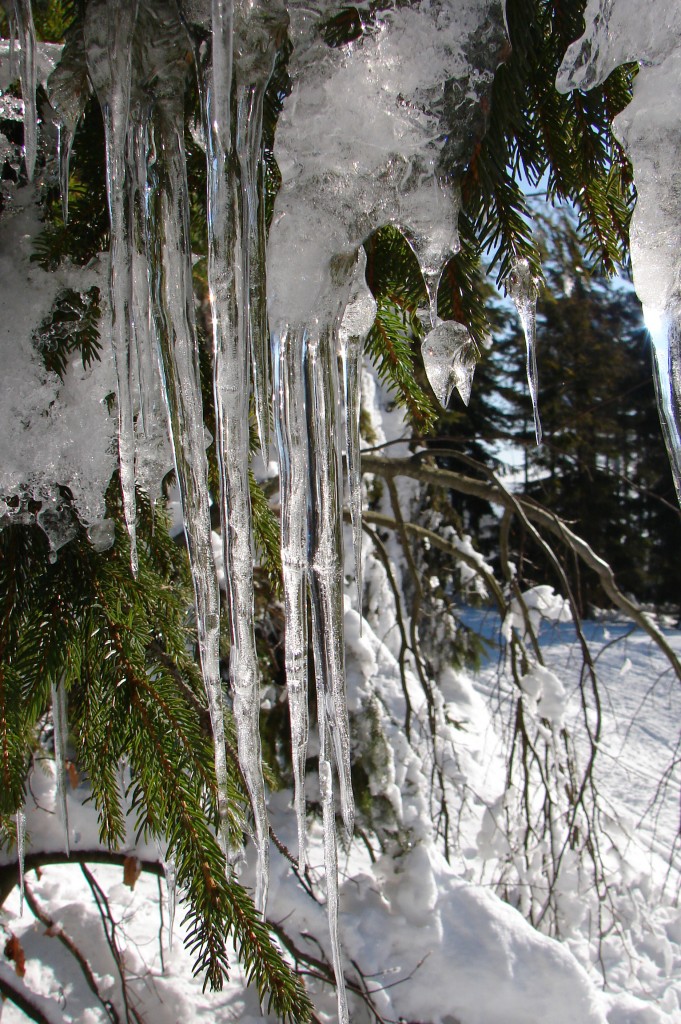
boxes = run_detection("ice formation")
[16,808,25,915]
[421,320,478,409]
[506,257,542,444]
[558,0,681,497]
[4,0,519,1012]
[164,857,177,950]
[51,679,70,855]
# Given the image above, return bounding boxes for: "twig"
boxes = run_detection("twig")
[80,864,145,1024]
[23,880,121,1024]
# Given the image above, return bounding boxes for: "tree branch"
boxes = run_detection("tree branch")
[0,851,164,908]
[362,452,681,682]
[0,962,66,1024]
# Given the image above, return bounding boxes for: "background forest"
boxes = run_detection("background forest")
[0,0,680,1022]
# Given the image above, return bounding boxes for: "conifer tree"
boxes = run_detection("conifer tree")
[493,209,681,611]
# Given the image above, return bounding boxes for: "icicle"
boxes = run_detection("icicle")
[128,113,171,497]
[402,175,461,328]
[57,123,74,225]
[84,0,140,574]
[234,2,286,458]
[507,257,543,444]
[644,307,681,500]
[194,0,269,913]
[272,327,310,868]
[16,808,26,915]
[13,0,37,181]
[305,323,354,839]
[152,121,229,856]
[51,678,70,856]
[47,15,91,227]
[8,6,17,82]
[164,857,177,951]
[338,249,377,619]
[319,752,349,1024]
[421,319,477,408]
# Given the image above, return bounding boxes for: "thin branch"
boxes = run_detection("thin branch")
[23,881,121,1024]
[0,963,65,1024]
[361,452,681,682]
[0,850,163,908]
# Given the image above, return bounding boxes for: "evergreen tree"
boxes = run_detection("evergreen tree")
[497,210,681,610]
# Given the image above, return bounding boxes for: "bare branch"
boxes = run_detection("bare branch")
[362,452,681,682]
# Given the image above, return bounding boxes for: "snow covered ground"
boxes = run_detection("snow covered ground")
[2,606,680,1024]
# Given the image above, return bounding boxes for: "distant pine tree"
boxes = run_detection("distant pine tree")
[497,210,681,611]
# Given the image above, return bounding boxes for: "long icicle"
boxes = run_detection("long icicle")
[507,257,543,445]
[204,0,269,910]
[51,678,70,855]
[318,734,349,1024]
[149,102,230,856]
[306,312,352,1017]
[128,111,170,497]
[16,808,26,915]
[272,327,310,869]
[84,0,140,574]
[305,323,354,839]
[13,0,36,181]
[234,5,283,459]
[339,249,376,619]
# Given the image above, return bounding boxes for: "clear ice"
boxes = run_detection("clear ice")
[164,857,177,950]
[506,257,543,445]
[13,0,37,181]
[272,326,310,868]
[47,15,91,226]
[339,249,377,616]
[16,808,26,915]
[84,0,140,575]
[14,0,524,1006]
[421,320,478,408]
[557,0,681,497]
[51,679,70,855]
[192,0,273,914]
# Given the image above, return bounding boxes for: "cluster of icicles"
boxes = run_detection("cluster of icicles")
[8,0,681,1017]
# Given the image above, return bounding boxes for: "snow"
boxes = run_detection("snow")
[2,610,680,1023]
